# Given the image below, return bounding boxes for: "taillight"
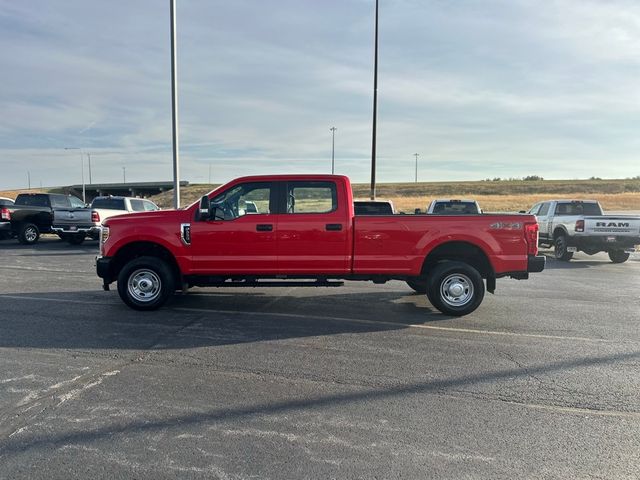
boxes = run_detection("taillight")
[575,219,584,232]
[525,222,539,256]
[91,210,100,223]
[0,207,10,221]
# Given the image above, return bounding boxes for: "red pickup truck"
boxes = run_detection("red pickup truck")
[96,175,544,316]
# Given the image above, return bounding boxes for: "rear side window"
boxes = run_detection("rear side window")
[286,181,337,214]
[50,196,71,208]
[537,203,550,216]
[143,200,159,211]
[130,199,145,212]
[432,202,478,214]
[91,198,126,210]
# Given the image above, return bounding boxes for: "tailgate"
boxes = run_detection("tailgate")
[584,216,640,237]
[53,209,93,228]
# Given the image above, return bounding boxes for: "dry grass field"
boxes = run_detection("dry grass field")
[2,178,639,213]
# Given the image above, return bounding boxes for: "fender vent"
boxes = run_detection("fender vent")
[181,223,191,245]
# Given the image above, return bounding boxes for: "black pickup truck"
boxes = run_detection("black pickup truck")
[5,193,90,245]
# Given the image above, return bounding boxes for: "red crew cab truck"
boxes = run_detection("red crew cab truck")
[96,175,544,316]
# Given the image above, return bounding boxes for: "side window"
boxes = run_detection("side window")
[528,203,541,215]
[212,182,272,220]
[143,200,159,211]
[69,196,85,208]
[286,181,337,214]
[538,203,550,216]
[50,196,71,208]
[129,199,145,212]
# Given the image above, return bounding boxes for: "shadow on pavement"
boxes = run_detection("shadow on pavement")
[0,287,449,351]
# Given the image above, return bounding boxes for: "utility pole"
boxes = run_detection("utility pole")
[27,171,31,189]
[370,0,379,200]
[87,153,92,184]
[330,127,337,174]
[122,166,126,183]
[414,153,419,183]
[208,163,211,184]
[65,147,85,203]
[170,0,181,209]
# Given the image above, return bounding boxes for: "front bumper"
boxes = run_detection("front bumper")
[528,254,546,273]
[96,255,114,285]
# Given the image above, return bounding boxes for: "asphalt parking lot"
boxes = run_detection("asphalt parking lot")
[0,236,638,479]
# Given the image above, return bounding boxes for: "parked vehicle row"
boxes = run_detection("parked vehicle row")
[0,194,160,245]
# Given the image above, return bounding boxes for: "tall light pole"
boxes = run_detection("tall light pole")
[87,153,92,184]
[370,0,379,200]
[414,153,419,183]
[170,0,181,209]
[330,127,337,174]
[122,166,126,183]
[27,171,31,189]
[65,147,85,203]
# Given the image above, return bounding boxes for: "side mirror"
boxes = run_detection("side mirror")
[197,195,210,221]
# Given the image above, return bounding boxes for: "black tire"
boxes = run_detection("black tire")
[554,235,573,261]
[67,234,86,245]
[608,250,630,264]
[117,256,175,310]
[18,223,40,245]
[406,278,428,294]
[426,261,485,316]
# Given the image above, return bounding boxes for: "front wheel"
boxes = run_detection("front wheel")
[554,235,573,261]
[117,256,175,310]
[426,262,485,316]
[608,250,630,263]
[18,223,40,245]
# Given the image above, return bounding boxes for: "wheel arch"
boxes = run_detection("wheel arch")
[553,226,569,239]
[110,241,181,284]
[421,241,494,281]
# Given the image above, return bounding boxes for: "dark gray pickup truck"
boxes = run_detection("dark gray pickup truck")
[5,193,93,245]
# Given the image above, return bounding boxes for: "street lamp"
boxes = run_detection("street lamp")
[370,0,379,200]
[64,147,85,203]
[414,153,419,183]
[170,0,181,209]
[330,127,337,174]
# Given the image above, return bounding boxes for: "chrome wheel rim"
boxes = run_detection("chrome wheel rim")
[127,269,161,303]
[440,273,474,307]
[25,227,37,242]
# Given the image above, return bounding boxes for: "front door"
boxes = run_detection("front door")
[189,181,278,274]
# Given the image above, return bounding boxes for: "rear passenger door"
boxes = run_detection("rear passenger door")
[276,181,350,274]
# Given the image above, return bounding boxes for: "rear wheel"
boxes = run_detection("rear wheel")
[426,262,485,316]
[18,223,40,245]
[554,235,573,261]
[117,256,175,310]
[406,278,428,294]
[608,250,630,263]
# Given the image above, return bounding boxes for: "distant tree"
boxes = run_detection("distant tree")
[492,177,502,182]
[589,176,602,180]
[523,175,544,181]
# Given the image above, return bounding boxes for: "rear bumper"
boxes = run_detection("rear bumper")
[569,235,640,250]
[52,225,100,235]
[528,254,546,273]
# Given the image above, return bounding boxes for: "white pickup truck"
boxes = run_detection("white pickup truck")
[90,196,160,228]
[528,199,640,263]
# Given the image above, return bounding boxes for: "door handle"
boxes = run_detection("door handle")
[326,224,342,231]
[256,224,273,232]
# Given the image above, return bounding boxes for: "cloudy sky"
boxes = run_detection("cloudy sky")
[1,0,640,190]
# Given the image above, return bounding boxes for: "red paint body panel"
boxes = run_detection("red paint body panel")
[102,175,536,279]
